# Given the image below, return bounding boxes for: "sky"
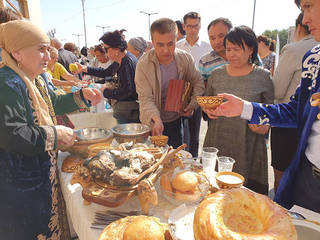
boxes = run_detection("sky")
[40,0,301,48]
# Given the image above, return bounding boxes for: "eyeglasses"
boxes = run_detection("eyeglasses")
[185,24,200,29]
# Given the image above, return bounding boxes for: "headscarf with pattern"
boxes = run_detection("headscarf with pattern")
[0,20,54,126]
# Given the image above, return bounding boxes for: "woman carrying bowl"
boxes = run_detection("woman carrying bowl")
[74,30,139,124]
[0,20,102,239]
[201,26,274,195]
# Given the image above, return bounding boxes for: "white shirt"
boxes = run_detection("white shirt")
[176,38,211,69]
[305,119,320,168]
[241,101,320,168]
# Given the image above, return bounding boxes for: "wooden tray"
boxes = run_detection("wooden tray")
[82,182,136,208]
[71,144,186,208]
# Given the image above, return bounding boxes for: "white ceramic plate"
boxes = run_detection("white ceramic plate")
[168,204,197,240]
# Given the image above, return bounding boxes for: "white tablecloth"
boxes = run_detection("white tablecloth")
[58,152,178,240]
[58,150,320,240]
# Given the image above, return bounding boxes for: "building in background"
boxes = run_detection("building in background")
[0,0,42,27]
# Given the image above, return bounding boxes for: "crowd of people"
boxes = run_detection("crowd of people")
[0,0,319,238]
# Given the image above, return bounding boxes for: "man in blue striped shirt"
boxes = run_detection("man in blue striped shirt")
[199,18,232,83]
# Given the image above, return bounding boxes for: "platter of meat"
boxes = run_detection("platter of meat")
[72,141,186,210]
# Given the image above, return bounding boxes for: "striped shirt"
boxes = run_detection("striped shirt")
[199,50,226,82]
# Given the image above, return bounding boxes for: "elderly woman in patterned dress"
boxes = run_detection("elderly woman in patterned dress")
[0,20,102,239]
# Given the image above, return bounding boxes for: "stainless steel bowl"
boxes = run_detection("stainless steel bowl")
[111,123,150,143]
[74,127,112,142]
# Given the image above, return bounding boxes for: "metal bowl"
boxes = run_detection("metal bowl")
[74,127,112,142]
[111,123,151,143]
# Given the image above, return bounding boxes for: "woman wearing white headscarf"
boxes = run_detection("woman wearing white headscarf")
[0,20,101,239]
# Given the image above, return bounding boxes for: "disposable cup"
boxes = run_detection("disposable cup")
[217,156,235,172]
[202,147,219,174]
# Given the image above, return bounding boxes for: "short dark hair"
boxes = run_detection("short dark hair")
[296,12,310,34]
[257,35,276,51]
[80,46,88,56]
[150,18,177,39]
[175,20,185,35]
[183,12,201,23]
[64,42,77,52]
[99,30,127,51]
[207,17,233,32]
[94,44,106,54]
[224,26,258,64]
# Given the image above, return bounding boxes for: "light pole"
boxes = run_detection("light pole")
[73,33,83,49]
[96,25,110,35]
[252,0,257,30]
[140,11,158,40]
[81,0,88,47]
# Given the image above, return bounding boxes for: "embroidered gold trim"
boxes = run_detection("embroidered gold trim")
[73,90,87,108]
[42,126,55,151]
[28,83,62,240]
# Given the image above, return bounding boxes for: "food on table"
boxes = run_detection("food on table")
[172,170,199,192]
[193,188,297,240]
[160,170,208,203]
[84,148,156,187]
[160,174,173,196]
[196,96,223,109]
[216,174,243,184]
[98,216,172,240]
[162,153,184,174]
[150,135,169,147]
[215,172,245,189]
[219,174,237,184]
[61,155,83,173]
[137,178,158,214]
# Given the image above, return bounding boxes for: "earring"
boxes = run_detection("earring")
[17,62,21,68]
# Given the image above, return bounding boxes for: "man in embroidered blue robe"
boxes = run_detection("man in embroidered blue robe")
[202,0,320,213]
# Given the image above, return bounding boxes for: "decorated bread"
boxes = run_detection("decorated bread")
[193,188,297,240]
[160,170,207,203]
[98,216,172,240]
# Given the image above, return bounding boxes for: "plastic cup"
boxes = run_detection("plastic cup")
[217,156,235,172]
[202,147,219,174]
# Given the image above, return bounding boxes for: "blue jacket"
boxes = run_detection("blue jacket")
[249,44,320,209]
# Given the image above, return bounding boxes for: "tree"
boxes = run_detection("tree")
[262,29,289,51]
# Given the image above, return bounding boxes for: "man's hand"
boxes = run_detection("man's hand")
[248,124,270,135]
[212,93,244,117]
[181,106,194,117]
[202,108,218,119]
[311,93,320,110]
[55,125,76,148]
[151,116,164,136]
[311,92,320,120]
[82,88,103,105]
